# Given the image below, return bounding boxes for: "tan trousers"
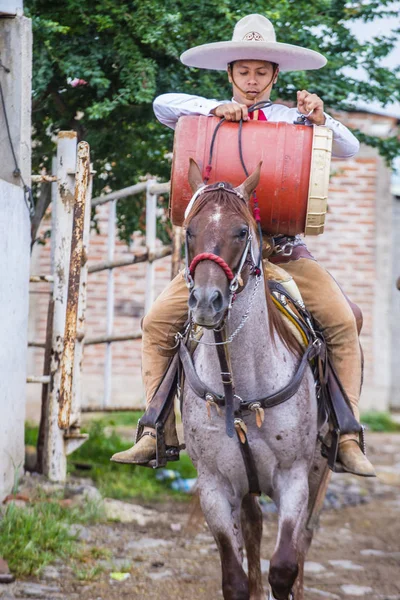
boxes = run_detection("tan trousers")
[141,258,362,428]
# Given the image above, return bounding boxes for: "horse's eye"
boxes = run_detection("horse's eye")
[237,228,248,240]
[186,229,193,240]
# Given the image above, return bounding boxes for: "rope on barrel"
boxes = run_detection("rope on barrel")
[238,100,272,273]
[203,117,227,184]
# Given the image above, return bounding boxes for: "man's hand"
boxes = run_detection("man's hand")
[297,90,325,125]
[210,103,249,121]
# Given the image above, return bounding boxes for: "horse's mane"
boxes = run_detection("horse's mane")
[184,184,302,357]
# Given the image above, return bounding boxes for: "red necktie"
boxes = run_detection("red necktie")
[249,110,267,121]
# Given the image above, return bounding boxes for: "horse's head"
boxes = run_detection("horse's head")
[184,159,261,328]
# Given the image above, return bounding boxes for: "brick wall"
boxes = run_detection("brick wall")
[26,110,398,421]
[306,154,377,389]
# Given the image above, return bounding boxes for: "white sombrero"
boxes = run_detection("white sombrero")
[180,14,327,72]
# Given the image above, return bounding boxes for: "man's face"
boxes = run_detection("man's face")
[228,60,278,106]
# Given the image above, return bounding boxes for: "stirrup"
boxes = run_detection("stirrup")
[319,428,340,471]
[144,445,183,469]
[319,426,367,473]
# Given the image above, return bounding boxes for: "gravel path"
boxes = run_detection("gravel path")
[1,432,400,600]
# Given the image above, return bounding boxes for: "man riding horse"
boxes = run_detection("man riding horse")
[111,14,375,478]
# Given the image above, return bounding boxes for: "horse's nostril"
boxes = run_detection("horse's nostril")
[189,288,224,314]
[188,289,199,310]
[211,290,223,312]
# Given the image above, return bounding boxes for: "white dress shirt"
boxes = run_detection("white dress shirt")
[153,93,359,159]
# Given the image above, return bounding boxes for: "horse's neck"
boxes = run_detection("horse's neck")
[198,273,297,398]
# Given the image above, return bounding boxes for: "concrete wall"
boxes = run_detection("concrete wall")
[0,12,32,501]
[0,15,31,185]
[0,180,31,500]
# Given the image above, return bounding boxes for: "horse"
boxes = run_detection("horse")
[181,159,329,600]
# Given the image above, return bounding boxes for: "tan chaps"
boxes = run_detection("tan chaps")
[141,257,362,439]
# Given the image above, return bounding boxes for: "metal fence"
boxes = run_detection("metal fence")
[27,131,183,481]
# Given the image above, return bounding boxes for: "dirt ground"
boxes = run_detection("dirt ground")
[2,432,400,600]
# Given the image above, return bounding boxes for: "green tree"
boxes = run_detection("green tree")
[26,0,400,242]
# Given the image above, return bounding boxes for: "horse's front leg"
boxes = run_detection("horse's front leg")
[268,462,309,600]
[292,455,330,600]
[290,529,312,600]
[199,476,249,600]
[241,493,264,600]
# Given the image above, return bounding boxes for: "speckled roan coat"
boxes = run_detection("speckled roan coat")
[182,161,327,600]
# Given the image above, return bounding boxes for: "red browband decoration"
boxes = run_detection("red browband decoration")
[252,192,261,223]
[189,253,234,281]
[204,165,212,183]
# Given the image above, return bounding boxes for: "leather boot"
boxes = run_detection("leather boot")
[337,439,376,477]
[110,409,179,465]
[110,428,156,464]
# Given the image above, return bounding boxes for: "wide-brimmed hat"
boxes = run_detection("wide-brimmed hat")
[180,14,327,72]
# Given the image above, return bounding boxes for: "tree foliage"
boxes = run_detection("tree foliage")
[26,0,400,241]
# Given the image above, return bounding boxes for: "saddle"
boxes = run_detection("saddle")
[138,266,362,475]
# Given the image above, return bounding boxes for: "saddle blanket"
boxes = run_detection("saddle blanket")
[264,260,309,347]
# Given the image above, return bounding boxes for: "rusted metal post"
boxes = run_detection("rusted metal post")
[171,226,183,280]
[43,131,77,482]
[58,142,90,429]
[104,199,116,408]
[70,163,93,423]
[145,179,157,314]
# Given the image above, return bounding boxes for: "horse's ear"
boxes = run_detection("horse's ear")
[188,158,204,193]
[235,161,262,202]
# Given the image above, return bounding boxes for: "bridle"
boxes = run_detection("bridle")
[184,182,259,316]
[183,181,263,444]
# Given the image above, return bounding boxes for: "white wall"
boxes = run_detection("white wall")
[0,180,31,500]
[0,11,32,500]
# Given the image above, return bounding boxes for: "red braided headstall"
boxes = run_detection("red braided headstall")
[189,253,234,281]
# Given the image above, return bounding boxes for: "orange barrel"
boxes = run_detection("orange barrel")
[170,115,332,236]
